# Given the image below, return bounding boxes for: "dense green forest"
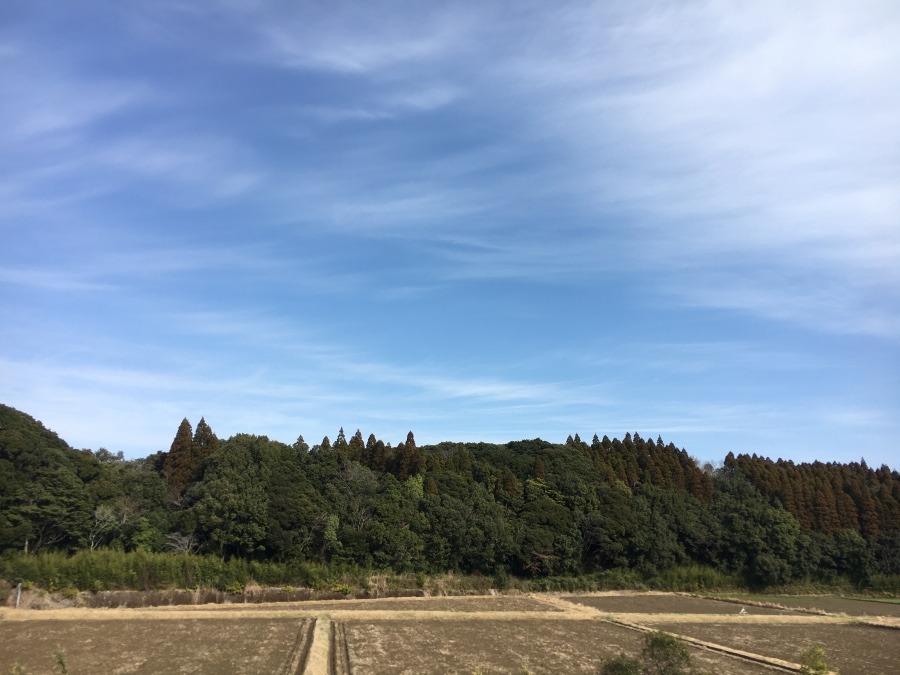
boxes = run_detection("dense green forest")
[2,403,898,591]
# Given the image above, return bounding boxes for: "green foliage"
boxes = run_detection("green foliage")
[601,633,697,675]
[641,631,692,675]
[712,474,802,589]
[224,581,244,594]
[601,654,640,675]
[871,573,900,594]
[54,649,68,675]
[59,585,79,599]
[649,566,739,592]
[798,644,834,675]
[189,435,271,557]
[492,566,510,590]
[2,403,898,593]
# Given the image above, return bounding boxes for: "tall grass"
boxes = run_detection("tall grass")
[4,551,893,597]
[0,550,372,592]
[647,565,742,592]
[871,574,900,595]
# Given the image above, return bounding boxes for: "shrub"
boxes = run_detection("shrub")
[224,581,244,595]
[641,631,692,675]
[650,566,739,592]
[798,644,834,675]
[492,566,510,591]
[59,586,79,600]
[601,653,641,674]
[55,648,68,675]
[596,568,645,590]
[870,574,900,594]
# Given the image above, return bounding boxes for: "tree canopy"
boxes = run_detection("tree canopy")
[1,403,897,588]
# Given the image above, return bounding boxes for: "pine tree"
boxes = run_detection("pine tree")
[163,417,219,502]
[361,433,377,466]
[334,427,349,457]
[371,439,388,472]
[162,418,194,501]
[349,429,365,462]
[499,467,521,497]
[193,417,219,461]
[532,457,546,481]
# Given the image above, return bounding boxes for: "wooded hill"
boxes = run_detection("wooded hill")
[2,403,898,590]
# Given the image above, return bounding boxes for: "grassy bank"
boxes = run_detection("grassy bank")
[2,551,896,602]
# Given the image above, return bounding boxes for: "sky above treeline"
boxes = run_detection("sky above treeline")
[1,1,898,467]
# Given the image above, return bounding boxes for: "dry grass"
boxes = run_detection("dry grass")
[2,591,896,674]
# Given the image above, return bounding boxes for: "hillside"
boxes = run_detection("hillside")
[1,404,898,589]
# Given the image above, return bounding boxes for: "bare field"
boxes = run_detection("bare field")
[193,594,558,614]
[52,594,556,616]
[341,618,777,674]
[716,594,900,617]
[648,621,900,675]
[568,593,799,615]
[0,617,311,674]
[1,591,896,674]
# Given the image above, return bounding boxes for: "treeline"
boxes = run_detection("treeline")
[1,403,898,590]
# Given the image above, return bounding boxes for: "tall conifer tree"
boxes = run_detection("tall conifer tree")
[163,418,194,501]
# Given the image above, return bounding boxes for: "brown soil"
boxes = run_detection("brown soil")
[164,594,557,614]
[0,618,308,674]
[568,592,798,615]
[2,591,893,674]
[723,594,900,617]
[648,621,900,675]
[341,618,777,674]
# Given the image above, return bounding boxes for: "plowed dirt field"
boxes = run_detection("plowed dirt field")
[1,591,896,673]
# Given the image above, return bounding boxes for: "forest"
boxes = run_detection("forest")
[1,403,898,592]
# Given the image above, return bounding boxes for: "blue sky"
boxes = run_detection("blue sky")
[1,1,898,466]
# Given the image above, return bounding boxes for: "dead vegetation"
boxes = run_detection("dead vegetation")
[1,591,895,674]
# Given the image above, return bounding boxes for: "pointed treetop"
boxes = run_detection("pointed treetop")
[172,418,193,446]
[193,417,219,453]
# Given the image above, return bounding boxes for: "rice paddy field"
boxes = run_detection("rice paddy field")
[1,591,897,673]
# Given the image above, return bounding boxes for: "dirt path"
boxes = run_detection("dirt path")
[302,617,330,675]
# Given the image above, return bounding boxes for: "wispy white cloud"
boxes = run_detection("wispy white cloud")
[0,267,110,292]
[0,75,146,147]
[2,1,897,465]
[95,136,263,201]
[299,84,463,124]
[576,340,820,376]
[250,4,473,75]
[667,274,900,338]
[491,1,900,335]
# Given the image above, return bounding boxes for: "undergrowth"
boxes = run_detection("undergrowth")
[2,551,896,600]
